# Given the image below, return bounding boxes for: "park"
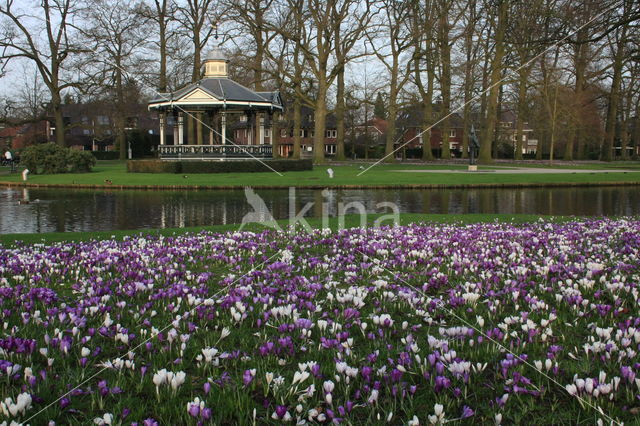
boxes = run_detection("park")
[0,0,640,425]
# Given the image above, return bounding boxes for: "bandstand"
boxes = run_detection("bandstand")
[148,38,283,160]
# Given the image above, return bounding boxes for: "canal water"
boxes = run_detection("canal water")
[0,186,639,234]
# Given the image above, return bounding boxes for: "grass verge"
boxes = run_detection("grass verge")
[1,161,639,189]
[0,213,575,246]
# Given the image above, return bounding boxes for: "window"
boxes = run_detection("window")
[281,129,287,137]
[300,129,305,138]
[97,115,109,126]
[240,115,247,122]
[325,129,337,138]
[265,129,270,137]
[325,144,336,154]
[449,129,456,138]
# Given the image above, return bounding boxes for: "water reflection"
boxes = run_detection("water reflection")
[0,186,639,234]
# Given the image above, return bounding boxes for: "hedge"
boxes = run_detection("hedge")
[127,159,313,174]
[92,151,120,160]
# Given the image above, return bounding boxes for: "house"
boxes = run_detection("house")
[48,103,161,151]
[394,105,537,157]
[495,110,536,155]
[232,106,338,158]
[0,121,50,150]
[396,105,465,156]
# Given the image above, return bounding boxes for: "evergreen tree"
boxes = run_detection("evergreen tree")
[374,92,387,119]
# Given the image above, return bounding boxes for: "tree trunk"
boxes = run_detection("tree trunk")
[438,5,451,159]
[461,0,476,159]
[479,0,507,163]
[567,27,587,160]
[271,112,280,158]
[385,99,397,162]
[157,0,168,92]
[293,97,302,159]
[633,105,640,157]
[313,77,328,164]
[602,28,626,161]
[514,68,529,160]
[421,107,434,161]
[115,65,127,160]
[421,69,435,161]
[335,68,346,160]
[620,118,629,160]
[52,92,65,146]
[254,7,264,91]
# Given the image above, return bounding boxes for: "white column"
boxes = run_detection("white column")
[221,112,227,145]
[209,113,214,145]
[248,113,253,145]
[259,114,265,145]
[177,112,184,145]
[173,113,178,144]
[159,112,166,145]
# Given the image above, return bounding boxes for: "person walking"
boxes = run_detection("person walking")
[4,148,15,172]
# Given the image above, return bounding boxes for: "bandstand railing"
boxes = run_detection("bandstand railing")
[158,144,273,160]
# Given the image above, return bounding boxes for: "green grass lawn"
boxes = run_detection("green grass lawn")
[1,160,639,188]
[0,213,575,246]
[496,161,640,170]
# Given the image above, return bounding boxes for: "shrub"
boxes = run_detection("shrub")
[67,150,97,172]
[20,143,97,174]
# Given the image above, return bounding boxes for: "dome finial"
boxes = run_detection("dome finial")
[203,21,228,78]
[212,21,219,41]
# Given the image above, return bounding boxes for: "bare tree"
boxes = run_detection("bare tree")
[434,0,463,159]
[81,0,149,159]
[507,0,553,160]
[601,0,633,161]
[278,0,368,163]
[367,0,412,162]
[459,0,481,160]
[0,0,85,145]
[332,1,372,160]
[408,0,437,161]
[225,0,278,91]
[265,0,312,159]
[174,0,217,145]
[137,0,179,93]
[16,64,48,121]
[478,0,507,163]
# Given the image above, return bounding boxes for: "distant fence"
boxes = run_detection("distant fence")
[158,144,273,161]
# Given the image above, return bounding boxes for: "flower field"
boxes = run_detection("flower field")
[1,219,639,425]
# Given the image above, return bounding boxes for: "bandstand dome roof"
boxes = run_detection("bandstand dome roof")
[148,39,283,113]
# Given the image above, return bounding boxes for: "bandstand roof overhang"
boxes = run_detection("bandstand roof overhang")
[148,77,284,113]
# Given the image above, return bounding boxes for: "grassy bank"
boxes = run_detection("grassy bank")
[1,161,639,189]
[0,213,569,246]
